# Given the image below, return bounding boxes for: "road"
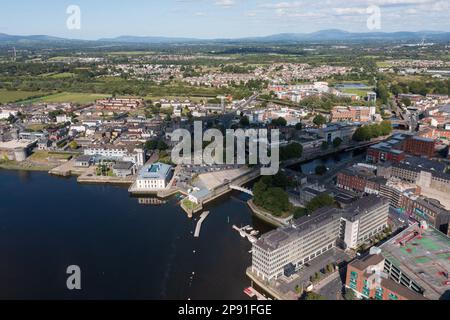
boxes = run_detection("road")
[234,92,259,112]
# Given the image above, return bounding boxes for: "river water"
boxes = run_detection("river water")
[0,170,271,300]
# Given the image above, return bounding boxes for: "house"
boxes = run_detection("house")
[74,155,93,168]
[37,139,52,150]
[112,161,135,177]
[188,189,210,205]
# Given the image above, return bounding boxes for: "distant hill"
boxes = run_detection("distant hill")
[1,30,449,45]
[98,35,200,44]
[0,33,66,42]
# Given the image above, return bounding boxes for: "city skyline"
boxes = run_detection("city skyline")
[0,0,449,40]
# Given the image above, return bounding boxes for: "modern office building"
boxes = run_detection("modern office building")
[251,195,389,281]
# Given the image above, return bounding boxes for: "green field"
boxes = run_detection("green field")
[342,88,372,97]
[376,61,394,68]
[0,90,50,104]
[25,92,111,104]
[39,72,76,79]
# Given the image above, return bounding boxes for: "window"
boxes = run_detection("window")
[375,287,384,300]
[388,293,398,300]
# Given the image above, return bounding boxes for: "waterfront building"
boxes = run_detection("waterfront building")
[317,122,358,144]
[0,140,36,162]
[74,155,93,168]
[84,144,145,166]
[135,162,172,191]
[367,143,406,164]
[251,195,389,281]
[112,161,135,177]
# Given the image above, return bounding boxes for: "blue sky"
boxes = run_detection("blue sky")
[0,0,449,39]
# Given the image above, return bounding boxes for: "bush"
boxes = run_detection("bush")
[315,165,328,176]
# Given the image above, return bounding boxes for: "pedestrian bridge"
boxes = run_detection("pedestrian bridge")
[230,185,254,196]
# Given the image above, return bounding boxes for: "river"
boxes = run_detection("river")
[289,149,366,174]
[0,170,271,300]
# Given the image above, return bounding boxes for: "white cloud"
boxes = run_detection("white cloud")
[215,0,236,8]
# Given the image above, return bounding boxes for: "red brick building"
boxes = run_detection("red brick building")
[346,254,427,300]
[403,136,435,158]
[367,145,406,164]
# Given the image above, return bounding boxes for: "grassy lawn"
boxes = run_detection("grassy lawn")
[342,88,372,97]
[0,90,50,104]
[0,159,53,172]
[144,95,212,103]
[182,198,200,212]
[27,92,111,104]
[42,72,76,79]
[25,123,47,131]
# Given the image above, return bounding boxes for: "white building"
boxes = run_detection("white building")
[135,162,172,191]
[84,145,145,166]
[0,109,18,120]
[251,195,389,281]
[56,115,71,124]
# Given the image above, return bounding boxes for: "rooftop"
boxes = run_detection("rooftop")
[255,195,389,252]
[380,224,450,300]
[137,162,172,180]
[0,139,36,150]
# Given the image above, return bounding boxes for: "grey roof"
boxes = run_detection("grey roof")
[75,155,93,162]
[396,156,448,175]
[113,161,134,170]
[255,195,388,252]
[138,162,172,180]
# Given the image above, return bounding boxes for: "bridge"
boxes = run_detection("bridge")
[230,185,254,196]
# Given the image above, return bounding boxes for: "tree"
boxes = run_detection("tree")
[145,140,158,150]
[333,137,343,148]
[306,292,326,301]
[272,117,287,127]
[253,177,291,216]
[315,165,328,176]
[295,122,303,130]
[306,194,335,213]
[401,97,412,106]
[240,115,250,127]
[313,114,327,127]
[353,121,392,142]
[157,140,169,151]
[69,141,78,150]
[326,264,335,274]
[376,82,389,104]
[280,142,303,161]
[353,126,372,141]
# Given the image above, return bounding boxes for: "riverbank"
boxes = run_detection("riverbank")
[180,169,261,216]
[0,160,56,172]
[247,200,292,228]
[246,268,297,300]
